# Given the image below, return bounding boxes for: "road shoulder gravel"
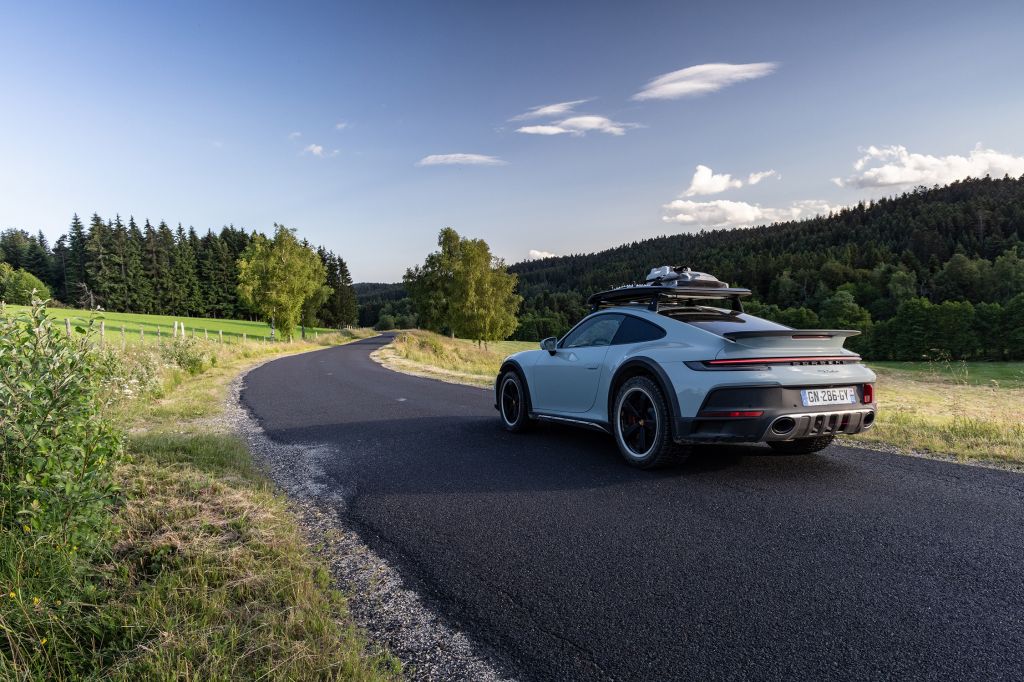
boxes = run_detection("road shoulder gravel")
[225,361,514,682]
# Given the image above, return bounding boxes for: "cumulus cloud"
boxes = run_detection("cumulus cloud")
[517,115,636,137]
[662,198,840,228]
[511,99,591,121]
[303,144,338,158]
[335,121,348,130]
[528,249,556,260]
[633,62,777,101]
[747,169,779,185]
[288,131,302,139]
[834,144,1024,188]
[416,153,507,166]
[684,165,742,196]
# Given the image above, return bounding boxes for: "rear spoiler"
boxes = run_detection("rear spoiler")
[722,329,861,341]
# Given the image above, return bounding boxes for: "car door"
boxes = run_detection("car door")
[531,314,624,414]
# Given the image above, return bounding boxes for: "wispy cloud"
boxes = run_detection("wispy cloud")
[681,165,778,196]
[335,121,348,130]
[528,249,555,260]
[510,99,591,121]
[833,144,1024,188]
[303,143,339,158]
[517,115,637,137]
[416,153,507,166]
[747,169,779,185]
[662,198,840,228]
[288,131,302,140]
[633,62,777,101]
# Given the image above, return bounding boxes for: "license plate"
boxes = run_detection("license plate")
[801,387,857,407]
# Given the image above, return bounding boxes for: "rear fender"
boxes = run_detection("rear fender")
[607,357,681,439]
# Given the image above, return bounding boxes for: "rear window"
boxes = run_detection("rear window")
[659,308,791,337]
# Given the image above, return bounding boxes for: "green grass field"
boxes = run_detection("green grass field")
[869,360,1024,388]
[1,303,341,343]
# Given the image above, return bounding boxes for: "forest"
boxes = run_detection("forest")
[364,176,1024,360]
[0,214,358,328]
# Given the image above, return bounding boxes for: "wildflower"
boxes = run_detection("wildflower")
[32,596,40,606]
[8,592,15,599]
[22,525,30,534]
[55,599,62,606]
[40,638,47,645]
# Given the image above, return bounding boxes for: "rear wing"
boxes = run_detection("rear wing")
[722,330,860,341]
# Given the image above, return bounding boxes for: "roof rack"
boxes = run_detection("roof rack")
[587,285,752,313]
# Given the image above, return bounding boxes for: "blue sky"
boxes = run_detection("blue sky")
[2,1,1024,281]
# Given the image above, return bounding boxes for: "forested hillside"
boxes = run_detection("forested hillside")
[0,215,358,327]
[509,176,1024,359]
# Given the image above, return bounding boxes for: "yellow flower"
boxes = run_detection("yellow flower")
[55,599,62,606]
[39,638,46,646]
[22,525,30,534]
[32,596,40,606]
[8,592,14,599]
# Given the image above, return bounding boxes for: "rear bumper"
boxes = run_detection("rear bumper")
[672,384,876,444]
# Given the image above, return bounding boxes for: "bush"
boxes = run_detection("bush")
[160,337,207,375]
[0,301,124,673]
[374,314,396,331]
[0,263,50,305]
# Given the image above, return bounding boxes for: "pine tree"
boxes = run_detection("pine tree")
[124,217,152,312]
[66,214,88,294]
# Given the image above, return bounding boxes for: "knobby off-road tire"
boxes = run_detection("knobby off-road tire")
[498,371,533,432]
[613,376,685,469]
[767,434,835,454]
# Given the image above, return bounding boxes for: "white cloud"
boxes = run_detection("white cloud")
[303,144,339,158]
[528,249,556,260]
[416,153,507,166]
[335,121,348,130]
[684,165,742,196]
[835,144,1024,188]
[517,115,636,137]
[747,169,778,185]
[511,99,591,121]
[288,131,302,139]
[661,198,840,228]
[633,62,778,101]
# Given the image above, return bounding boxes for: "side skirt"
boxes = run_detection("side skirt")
[529,412,611,434]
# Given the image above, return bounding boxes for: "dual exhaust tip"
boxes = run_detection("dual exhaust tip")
[769,410,875,436]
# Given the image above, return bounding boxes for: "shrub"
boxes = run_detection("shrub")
[0,263,50,305]
[374,314,396,331]
[0,301,124,674]
[160,337,207,375]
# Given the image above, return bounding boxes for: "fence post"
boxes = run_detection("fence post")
[242,332,247,343]
[140,327,145,343]
[219,330,223,343]
[121,325,126,347]
[65,318,72,337]
[99,320,105,346]
[173,321,178,338]
[204,329,208,340]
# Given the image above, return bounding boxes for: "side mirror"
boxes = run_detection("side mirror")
[540,337,557,355]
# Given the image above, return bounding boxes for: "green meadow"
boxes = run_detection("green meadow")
[1,304,340,343]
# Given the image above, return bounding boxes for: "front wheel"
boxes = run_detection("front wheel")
[498,371,533,432]
[766,435,835,454]
[612,376,681,469]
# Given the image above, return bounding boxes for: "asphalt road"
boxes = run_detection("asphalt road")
[242,335,1024,681]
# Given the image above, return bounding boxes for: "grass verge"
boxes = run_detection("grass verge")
[106,332,400,680]
[375,330,1024,466]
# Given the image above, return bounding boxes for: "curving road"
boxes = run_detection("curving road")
[242,335,1024,681]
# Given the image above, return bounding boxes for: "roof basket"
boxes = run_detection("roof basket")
[588,266,752,313]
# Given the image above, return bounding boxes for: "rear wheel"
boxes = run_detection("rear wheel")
[498,371,532,432]
[767,435,835,454]
[613,376,681,469]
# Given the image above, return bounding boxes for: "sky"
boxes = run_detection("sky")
[2,0,1024,282]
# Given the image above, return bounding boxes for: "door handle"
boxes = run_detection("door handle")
[586,365,599,370]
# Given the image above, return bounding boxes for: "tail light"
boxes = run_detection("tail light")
[862,384,874,404]
[703,356,856,367]
[698,410,764,418]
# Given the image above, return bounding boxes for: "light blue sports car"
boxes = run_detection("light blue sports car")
[495,267,877,468]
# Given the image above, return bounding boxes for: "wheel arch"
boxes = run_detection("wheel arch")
[496,359,533,414]
[607,358,681,439]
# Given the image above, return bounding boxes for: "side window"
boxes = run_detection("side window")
[561,314,624,349]
[612,316,667,345]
